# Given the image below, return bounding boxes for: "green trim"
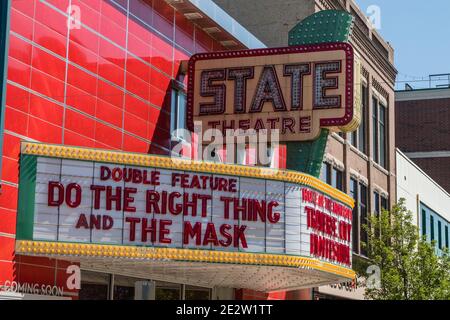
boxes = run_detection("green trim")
[286,10,354,177]
[16,154,38,240]
[0,0,11,184]
[288,10,354,45]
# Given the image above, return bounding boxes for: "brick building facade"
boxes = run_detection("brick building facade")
[395,87,450,193]
[213,0,397,299]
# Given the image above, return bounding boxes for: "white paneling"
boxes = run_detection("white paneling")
[397,150,450,225]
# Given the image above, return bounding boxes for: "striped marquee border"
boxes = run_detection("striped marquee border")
[15,240,356,280]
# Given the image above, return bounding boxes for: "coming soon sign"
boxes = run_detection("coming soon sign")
[187,42,359,141]
[17,143,353,268]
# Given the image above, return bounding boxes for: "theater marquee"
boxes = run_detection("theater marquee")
[187,42,359,141]
[16,142,355,291]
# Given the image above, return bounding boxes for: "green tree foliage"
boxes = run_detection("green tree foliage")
[355,199,450,300]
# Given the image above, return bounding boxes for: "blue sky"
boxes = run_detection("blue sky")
[354,0,450,90]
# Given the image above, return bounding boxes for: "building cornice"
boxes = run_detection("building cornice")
[165,0,266,50]
[396,87,450,101]
[350,27,397,86]
[317,0,397,86]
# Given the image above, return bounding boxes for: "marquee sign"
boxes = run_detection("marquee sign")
[187,42,358,141]
[17,143,354,271]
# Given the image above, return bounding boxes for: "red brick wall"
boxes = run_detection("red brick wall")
[396,97,450,193]
[396,98,450,152]
[409,157,450,194]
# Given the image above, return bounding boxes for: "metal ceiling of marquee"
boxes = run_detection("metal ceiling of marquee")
[18,253,351,292]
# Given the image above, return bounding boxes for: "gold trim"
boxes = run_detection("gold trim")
[20,142,354,208]
[15,240,355,280]
[339,56,362,133]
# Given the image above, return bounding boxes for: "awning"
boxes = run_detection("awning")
[16,241,355,292]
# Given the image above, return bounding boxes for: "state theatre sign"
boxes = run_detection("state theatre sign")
[16,142,355,292]
[187,42,359,141]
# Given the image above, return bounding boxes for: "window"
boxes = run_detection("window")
[373,192,388,214]
[359,85,368,153]
[320,162,331,184]
[430,215,435,241]
[350,129,357,146]
[185,285,211,300]
[438,221,442,249]
[374,195,389,239]
[79,270,111,300]
[155,281,182,300]
[350,178,359,253]
[445,226,449,249]
[373,191,381,238]
[350,84,368,153]
[350,132,357,147]
[379,105,386,168]
[421,209,427,237]
[331,167,343,191]
[373,192,380,216]
[349,179,369,255]
[372,97,378,163]
[320,162,343,191]
[359,183,368,256]
[79,270,212,300]
[170,86,187,142]
[113,275,149,300]
[420,203,450,252]
[372,97,387,168]
[381,196,388,211]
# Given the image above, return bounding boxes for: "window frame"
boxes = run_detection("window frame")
[359,183,368,257]
[350,83,368,154]
[371,96,388,169]
[372,97,379,164]
[358,85,368,154]
[379,103,387,168]
[331,166,344,191]
[445,225,449,249]
[320,162,344,191]
[320,162,331,185]
[438,220,442,249]
[373,191,380,216]
[421,209,427,237]
[380,196,388,211]
[350,178,359,254]
[430,215,435,241]
[170,82,187,142]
